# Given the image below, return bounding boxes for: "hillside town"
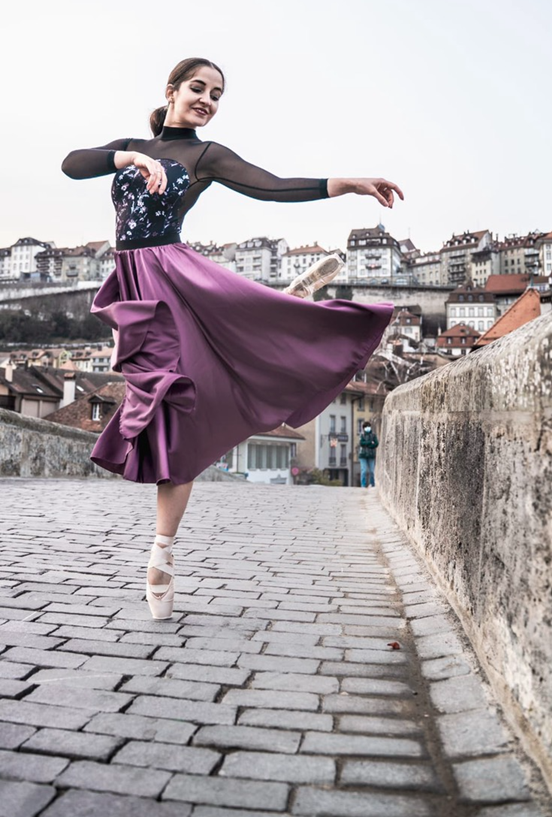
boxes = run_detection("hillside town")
[1,224,550,488]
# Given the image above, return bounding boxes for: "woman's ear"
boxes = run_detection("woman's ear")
[166,84,175,104]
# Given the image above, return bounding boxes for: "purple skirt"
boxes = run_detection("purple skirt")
[89,243,393,485]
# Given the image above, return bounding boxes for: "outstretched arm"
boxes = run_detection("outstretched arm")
[194,142,404,206]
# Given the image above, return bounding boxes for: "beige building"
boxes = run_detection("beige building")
[446,280,497,333]
[440,230,492,286]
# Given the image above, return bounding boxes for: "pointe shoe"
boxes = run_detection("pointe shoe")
[283,254,345,298]
[146,534,175,620]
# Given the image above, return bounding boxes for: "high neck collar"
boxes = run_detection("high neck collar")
[160,125,198,141]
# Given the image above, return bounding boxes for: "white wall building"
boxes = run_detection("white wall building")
[346,226,403,283]
[219,425,304,485]
[279,244,329,283]
[235,237,289,283]
[1,237,54,280]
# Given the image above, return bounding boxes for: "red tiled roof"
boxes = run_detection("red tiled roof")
[439,324,482,338]
[485,274,548,294]
[473,289,541,348]
[283,245,327,256]
[252,423,305,440]
[43,381,126,433]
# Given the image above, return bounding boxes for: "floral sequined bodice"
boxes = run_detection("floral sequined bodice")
[111,158,189,244]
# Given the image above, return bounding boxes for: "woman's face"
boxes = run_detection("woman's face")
[166,66,224,128]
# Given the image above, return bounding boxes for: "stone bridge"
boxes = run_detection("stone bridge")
[0,312,550,817]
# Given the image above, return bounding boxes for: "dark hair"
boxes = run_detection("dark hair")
[150,58,225,136]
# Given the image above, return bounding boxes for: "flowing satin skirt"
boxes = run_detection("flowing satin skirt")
[89,243,393,484]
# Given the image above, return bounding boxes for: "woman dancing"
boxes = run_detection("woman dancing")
[62,57,404,620]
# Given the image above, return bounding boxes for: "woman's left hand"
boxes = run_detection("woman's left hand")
[327,177,404,207]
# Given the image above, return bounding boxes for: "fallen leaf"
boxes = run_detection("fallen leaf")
[387,641,401,650]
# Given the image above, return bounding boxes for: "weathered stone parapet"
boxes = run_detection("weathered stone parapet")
[377,312,552,784]
[0,408,245,483]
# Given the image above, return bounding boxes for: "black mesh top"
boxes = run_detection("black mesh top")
[62,126,329,249]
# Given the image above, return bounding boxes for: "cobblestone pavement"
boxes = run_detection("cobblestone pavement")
[0,477,550,817]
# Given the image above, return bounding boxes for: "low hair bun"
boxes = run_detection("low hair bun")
[149,104,168,137]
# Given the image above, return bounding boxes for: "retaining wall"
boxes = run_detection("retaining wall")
[378,313,552,782]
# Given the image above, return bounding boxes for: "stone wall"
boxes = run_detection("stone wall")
[377,312,552,782]
[0,408,245,483]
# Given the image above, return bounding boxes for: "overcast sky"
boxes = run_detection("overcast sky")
[2,0,550,254]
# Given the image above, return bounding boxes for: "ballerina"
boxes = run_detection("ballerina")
[62,57,404,619]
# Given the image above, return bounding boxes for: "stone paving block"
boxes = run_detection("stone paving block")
[263,643,343,661]
[0,700,93,730]
[194,724,301,753]
[154,647,240,667]
[474,805,546,816]
[238,654,320,675]
[410,615,454,637]
[251,672,339,695]
[36,613,110,628]
[58,638,154,659]
[271,621,342,636]
[221,750,335,784]
[341,759,442,791]
[23,684,133,713]
[430,674,488,714]
[415,631,464,660]
[0,779,56,817]
[28,668,123,690]
[437,709,510,758]
[162,774,289,811]
[251,631,319,646]
[320,660,406,678]
[192,808,288,817]
[420,655,472,681]
[340,677,413,696]
[318,613,403,628]
[238,708,333,733]
[0,678,33,698]
[0,607,41,621]
[1,647,87,669]
[453,755,531,803]
[322,694,414,717]
[300,731,425,757]
[21,728,123,761]
[128,695,237,725]
[56,758,172,797]
[245,609,316,623]
[40,789,192,817]
[344,648,407,664]
[165,663,251,687]
[337,714,422,736]
[113,739,220,774]
[403,601,447,619]
[46,625,121,642]
[119,631,185,647]
[84,712,197,744]
[291,786,433,816]
[0,722,36,750]
[0,661,34,680]
[0,748,69,783]
[221,689,319,712]
[80,654,168,676]
[120,675,220,702]
[184,637,263,654]
[0,631,65,650]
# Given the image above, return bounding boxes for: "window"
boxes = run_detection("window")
[340,416,347,433]
[461,337,466,344]
[447,338,452,345]
[340,393,347,405]
[487,307,494,316]
[91,403,101,421]
[459,308,465,317]
[478,321,484,330]
[290,443,297,458]
[468,307,474,316]
[358,398,365,411]
[450,308,456,317]
[329,415,336,433]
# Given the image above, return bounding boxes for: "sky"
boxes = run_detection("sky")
[2,0,551,254]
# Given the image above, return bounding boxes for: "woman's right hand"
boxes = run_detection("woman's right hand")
[114,151,168,194]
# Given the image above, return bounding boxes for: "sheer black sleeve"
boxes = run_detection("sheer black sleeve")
[194,142,329,202]
[61,138,133,179]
